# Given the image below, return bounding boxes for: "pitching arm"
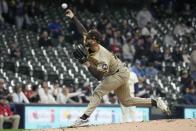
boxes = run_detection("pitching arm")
[72,16,88,35]
[66,9,88,37]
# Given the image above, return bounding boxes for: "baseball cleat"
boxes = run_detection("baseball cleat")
[156,97,171,116]
[69,118,89,128]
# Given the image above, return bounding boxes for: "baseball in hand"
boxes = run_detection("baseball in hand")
[61,3,68,9]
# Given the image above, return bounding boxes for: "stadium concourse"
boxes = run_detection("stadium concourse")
[0,0,196,130]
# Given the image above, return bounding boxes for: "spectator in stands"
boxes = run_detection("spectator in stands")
[0,79,7,97]
[15,0,25,29]
[141,22,157,39]
[182,49,190,64]
[57,87,83,104]
[27,0,37,17]
[23,11,32,29]
[134,80,151,98]
[27,0,44,18]
[28,85,40,103]
[38,30,53,47]
[143,35,153,51]
[103,92,118,104]
[165,0,175,16]
[81,82,91,103]
[172,46,183,63]
[190,43,196,82]
[174,21,186,36]
[0,12,4,23]
[134,37,146,61]
[38,81,56,104]
[185,21,194,35]
[131,60,146,82]
[57,35,65,48]
[136,6,154,28]
[108,93,118,104]
[22,84,33,100]
[109,30,122,57]
[48,19,64,39]
[10,42,23,59]
[181,70,196,105]
[0,0,8,21]
[0,17,6,31]
[181,70,192,88]
[185,21,195,44]
[122,38,135,62]
[12,84,29,103]
[164,47,173,62]
[145,62,159,78]
[67,86,83,103]
[182,3,191,17]
[52,82,61,99]
[0,96,20,129]
[103,27,113,49]
[163,31,176,47]
[6,0,15,25]
[149,44,164,70]
[0,79,11,102]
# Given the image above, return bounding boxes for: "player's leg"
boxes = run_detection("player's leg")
[0,115,4,129]
[115,82,171,115]
[10,115,20,129]
[71,73,125,127]
[115,82,152,106]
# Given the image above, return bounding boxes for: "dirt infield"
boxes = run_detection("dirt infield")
[44,119,196,131]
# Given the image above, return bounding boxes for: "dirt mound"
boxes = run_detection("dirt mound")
[45,119,196,131]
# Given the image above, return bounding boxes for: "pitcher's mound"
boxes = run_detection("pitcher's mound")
[47,119,196,131]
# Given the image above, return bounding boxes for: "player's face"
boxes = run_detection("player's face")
[85,39,99,52]
[86,39,94,46]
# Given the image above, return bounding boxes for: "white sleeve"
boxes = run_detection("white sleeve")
[129,72,138,96]
[56,94,60,104]
[12,93,18,103]
[132,72,139,84]
[67,92,81,98]
[48,94,56,104]
[38,88,47,103]
[57,93,66,104]
[38,87,44,96]
[21,92,30,103]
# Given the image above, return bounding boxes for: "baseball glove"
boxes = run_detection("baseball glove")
[72,43,89,64]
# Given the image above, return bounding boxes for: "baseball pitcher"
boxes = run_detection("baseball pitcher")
[65,9,171,127]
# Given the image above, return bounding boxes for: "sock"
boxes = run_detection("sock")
[80,114,89,120]
[151,99,157,107]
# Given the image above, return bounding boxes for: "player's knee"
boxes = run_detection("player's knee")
[92,91,103,99]
[88,91,103,103]
[12,115,20,120]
